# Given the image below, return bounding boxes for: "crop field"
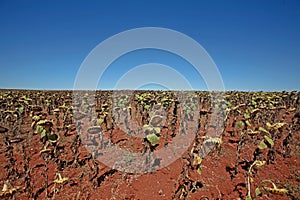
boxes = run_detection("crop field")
[0,89,299,200]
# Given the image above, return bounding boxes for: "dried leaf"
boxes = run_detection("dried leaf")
[263,186,288,195]
[254,160,266,167]
[260,179,288,195]
[247,129,259,135]
[0,183,22,196]
[267,122,286,130]
[53,173,68,184]
[202,137,222,144]
[250,108,260,114]
[2,184,8,192]
[40,148,51,153]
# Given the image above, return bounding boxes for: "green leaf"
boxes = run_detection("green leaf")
[146,134,160,146]
[258,141,267,149]
[255,187,262,196]
[264,135,274,147]
[237,121,244,128]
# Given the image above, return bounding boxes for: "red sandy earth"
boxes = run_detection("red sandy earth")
[0,91,299,200]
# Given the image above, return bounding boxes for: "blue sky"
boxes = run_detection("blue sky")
[0,0,299,91]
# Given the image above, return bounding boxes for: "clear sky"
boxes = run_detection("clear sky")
[0,0,299,91]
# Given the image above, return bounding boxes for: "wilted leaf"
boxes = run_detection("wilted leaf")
[153,127,161,133]
[193,153,202,166]
[264,135,274,147]
[18,106,24,113]
[48,134,58,142]
[255,187,262,196]
[35,125,44,134]
[143,124,150,128]
[98,118,104,125]
[40,129,47,139]
[259,127,269,134]
[146,133,160,146]
[245,120,251,127]
[258,141,267,149]
[237,121,244,128]
[144,104,150,110]
[246,195,252,200]
[244,113,250,119]
[197,166,202,175]
[32,115,40,121]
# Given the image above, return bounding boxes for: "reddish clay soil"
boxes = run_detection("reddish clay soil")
[0,90,299,200]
